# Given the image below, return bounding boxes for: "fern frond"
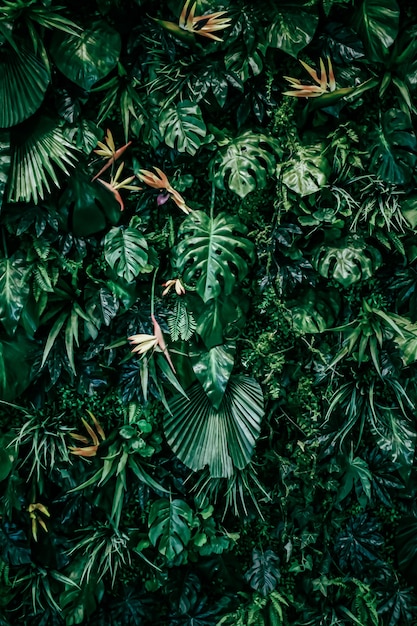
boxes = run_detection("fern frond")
[168,299,196,342]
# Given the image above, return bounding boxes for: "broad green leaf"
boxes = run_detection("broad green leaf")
[159,100,206,155]
[369,108,417,185]
[267,7,319,57]
[60,172,120,236]
[175,211,255,303]
[104,227,148,283]
[8,116,79,204]
[165,376,264,478]
[0,254,30,335]
[0,45,50,128]
[314,236,381,287]
[288,288,340,334]
[194,293,247,349]
[352,0,400,62]
[0,333,35,401]
[0,131,10,210]
[190,343,236,409]
[50,21,121,90]
[148,498,193,561]
[210,131,281,198]
[278,144,331,197]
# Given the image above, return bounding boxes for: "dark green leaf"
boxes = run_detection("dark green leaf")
[267,8,319,57]
[244,549,281,597]
[148,498,193,561]
[50,21,121,90]
[352,0,400,62]
[0,253,30,335]
[159,101,206,156]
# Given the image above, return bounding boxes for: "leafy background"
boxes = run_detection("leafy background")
[1,0,417,624]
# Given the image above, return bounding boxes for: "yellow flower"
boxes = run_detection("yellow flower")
[162,279,186,296]
[69,411,106,458]
[28,502,50,542]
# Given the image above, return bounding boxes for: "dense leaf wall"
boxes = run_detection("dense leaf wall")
[1,0,417,624]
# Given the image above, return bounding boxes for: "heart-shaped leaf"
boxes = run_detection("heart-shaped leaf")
[267,7,319,57]
[190,342,236,409]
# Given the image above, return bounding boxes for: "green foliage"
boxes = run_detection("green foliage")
[2,0,417,623]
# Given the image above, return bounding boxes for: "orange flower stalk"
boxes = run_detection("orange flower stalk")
[137,166,191,214]
[69,411,106,458]
[98,162,139,211]
[92,129,132,181]
[28,502,50,542]
[153,0,231,44]
[283,57,336,98]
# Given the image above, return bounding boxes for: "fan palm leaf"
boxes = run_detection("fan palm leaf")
[165,375,264,478]
[8,116,79,204]
[0,45,50,128]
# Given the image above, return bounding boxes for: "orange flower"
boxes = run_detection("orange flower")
[92,129,132,181]
[69,411,106,457]
[98,162,139,211]
[137,167,191,214]
[283,57,336,98]
[153,0,231,44]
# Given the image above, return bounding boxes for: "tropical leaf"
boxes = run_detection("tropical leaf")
[210,131,281,198]
[0,253,30,336]
[267,7,319,57]
[314,236,381,287]
[148,498,193,561]
[104,227,149,283]
[278,144,331,197]
[165,376,264,478]
[0,45,50,128]
[351,0,400,62]
[0,131,10,210]
[0,332,35,401]
[159,100,206,156]
[8,116,79,204]
[167,298,196,342]
[190,342,236,409]
[335,514,384,575]
[244,549,281,597]
[175,211,255,302]
[369,109,417,185]
[50,20,121,91]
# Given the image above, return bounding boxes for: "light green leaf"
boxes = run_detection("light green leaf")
[175,211,255,302]
[159,100,206,155]
[50,20,121,90]
[278,144,331,197]
[148,498,193,561]
[210,131,281,198]
[104,227,148,283]
[191,343,236,409]
[314,236,381,287]
[267,7,319,57]
[352,0,400,62]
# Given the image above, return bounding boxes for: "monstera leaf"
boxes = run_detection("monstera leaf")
[352,0,399,62]
[148,498,193,561]
[278,144,331,197]
[369,109,417,185]
[267,6,319,57]
[175,211,255,302]
[314,236,381,287]
[50,20,121,90]
[8,116,79,204]
[210,131,281,198]
[159,100,206,156]
[244,549,281,597]
[104,226,149,283]
[190,342,236,409]
[165,376,264,478]
[0,45,50,128]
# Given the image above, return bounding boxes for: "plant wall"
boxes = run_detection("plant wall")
[1,0,417,623]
